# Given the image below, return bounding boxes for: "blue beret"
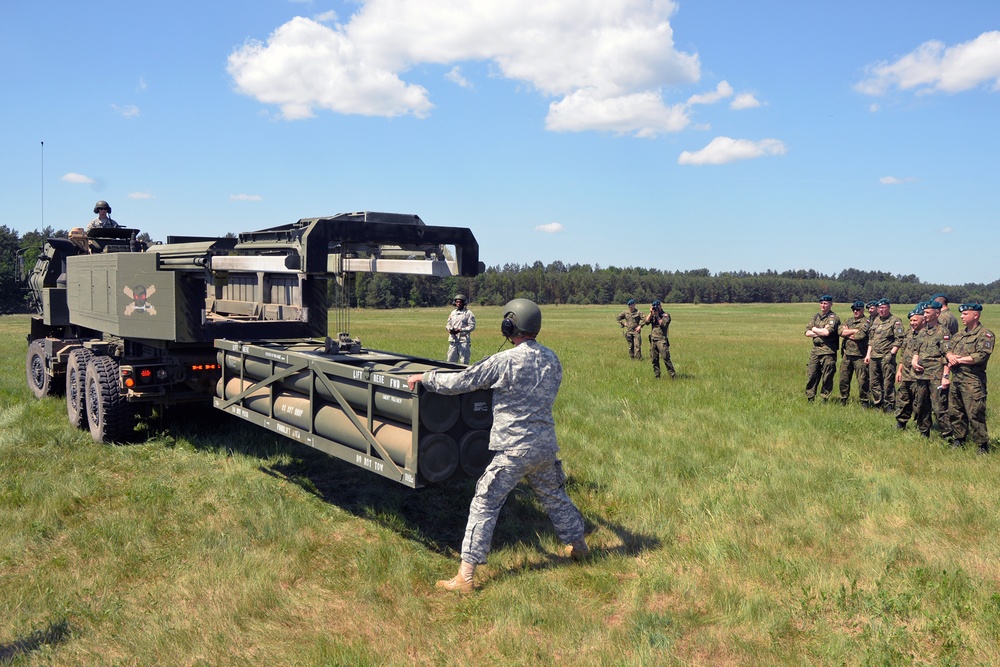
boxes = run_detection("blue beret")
[819,294,833,302]
[959,303,983,312]
[866,300,877,308]
[652,300,661,308]
[931,293,947,300]
[851,300,865,309]
[627,299,635,306]
[922,300,942,310]
[908,308,924,318]
[877,298,890,306]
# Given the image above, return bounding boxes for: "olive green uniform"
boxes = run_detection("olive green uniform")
[939,309,959,336]
[894,328,921,426]
[805,310,840,401]
[868,314,904,411]
[948,323,994,450]
[838,315,870,405]
[616,308,644,360]
[913,323,951,438]
[639,310,675,379]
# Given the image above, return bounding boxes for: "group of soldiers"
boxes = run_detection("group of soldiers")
[805,293,994,454]
[616,299,676,379]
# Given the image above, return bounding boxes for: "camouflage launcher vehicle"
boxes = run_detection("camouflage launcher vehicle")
[24,212,490,488]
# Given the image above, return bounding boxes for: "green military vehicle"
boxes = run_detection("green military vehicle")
[23,212,491,488]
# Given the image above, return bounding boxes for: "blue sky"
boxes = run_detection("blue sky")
[4,1,999,286]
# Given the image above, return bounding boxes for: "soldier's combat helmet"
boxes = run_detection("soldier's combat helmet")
[501,298,542,337]
[93,200,112,214]
[453,294,467,305]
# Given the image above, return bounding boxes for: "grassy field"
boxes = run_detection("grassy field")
[2,304,1000,666]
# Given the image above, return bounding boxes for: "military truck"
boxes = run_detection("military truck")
[23,212,492,488]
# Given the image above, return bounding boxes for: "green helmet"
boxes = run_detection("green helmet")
[93,200,112,214]
[501,298,542,337]
[453,294,467,305]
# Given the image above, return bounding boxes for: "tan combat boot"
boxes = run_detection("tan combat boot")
[436,560,475,593]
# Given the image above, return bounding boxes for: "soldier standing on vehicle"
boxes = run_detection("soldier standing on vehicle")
[894,307,925,429]
[933,294,960,336]
[445,294,476,364]
[944,303,994,454]
[865,298,904,412]
[912,300,952,440]
[407,298,589,592]
[86,201,121,231]
[616,299,644,360]
[838,300,871,406]
[804,295,840,402]
[636,300,675,379]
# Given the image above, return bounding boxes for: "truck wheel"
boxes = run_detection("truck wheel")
[26,339,54,399]
[85,356,135,443]
[66,348,95,428]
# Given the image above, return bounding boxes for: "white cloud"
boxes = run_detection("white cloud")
[137,76,147,91]
[61,173,95,184]
[687,80,732,106]
[230,194,263,201]
[879,176,917,185]
[677,137,786,165]
[445,66,471,88]
[941,226,953,234]
[856,31,1000,96]
[128,192,155,200]
[313,10,337,23]
[869,102,880,112]
[730,93,760,110]
[228,0,703,135]
[112,104,140,118]
[535,222,564,233]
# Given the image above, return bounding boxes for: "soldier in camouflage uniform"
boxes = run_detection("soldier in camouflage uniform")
[933,294,960,336]
[408,298,588,592]
[912,301,952,439]
[944,303,994,454]
[86,200,121,231]
[616,299,644,360]
[894,308,925,428]
[445,294,476,364]
[804,295,840,401]
[636,300,675,379]
[865,298,904,412]
[838,300,871,406]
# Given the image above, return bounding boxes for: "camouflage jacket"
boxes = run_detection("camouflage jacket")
[806,310,840,356]
[616,308,644,331]
[421,338,561,455]
[869,314,904,357]
[948,323,994,383]
[639,310,671,341]
[938,309,959,336]
[897,329,922,382]
[838,315,870,357]
[445,308,476,340]
[913,323,950,380]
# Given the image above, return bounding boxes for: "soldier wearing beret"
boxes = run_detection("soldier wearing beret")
[865,298,905,412]
[912,300,952,439]
[616,299,644,360]
[636,300,675,379]
[805,295,840,402]
[944,303,994,454]
[838,300,871,406]
[894,307,925,429]
[866,300,878,324]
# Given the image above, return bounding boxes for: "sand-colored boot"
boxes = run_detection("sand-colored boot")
[436,560,475,593]
[565,539,590,560]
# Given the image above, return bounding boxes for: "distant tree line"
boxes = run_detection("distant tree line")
[3,226,996,314]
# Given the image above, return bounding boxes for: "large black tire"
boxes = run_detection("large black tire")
[66,348,95,429]
[26,340,54,399]
[85,356,135,443]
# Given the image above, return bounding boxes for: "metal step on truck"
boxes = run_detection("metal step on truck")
[23,211,491,488]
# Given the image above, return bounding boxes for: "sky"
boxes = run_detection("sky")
[3,0,999,286]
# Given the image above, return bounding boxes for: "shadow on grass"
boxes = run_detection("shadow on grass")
[160,405,660,564]
[0,619,71,664]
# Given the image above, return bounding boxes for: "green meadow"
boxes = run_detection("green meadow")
[2,304,999,665]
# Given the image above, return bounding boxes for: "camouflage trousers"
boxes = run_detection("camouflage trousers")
[868,355,896,411]
[949,375,989,447]
[914,379,951,437]
[895,379,917,424]
[805,351,836,400]
[624,330,642,360]
[649,338,675,378]
[839,355,869,405]
[460,447,585,565]
[447,336,471,364]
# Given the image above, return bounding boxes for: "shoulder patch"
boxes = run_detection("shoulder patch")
[986,332,994,338]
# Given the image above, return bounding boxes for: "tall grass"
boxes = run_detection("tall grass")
[1,304,999,665]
